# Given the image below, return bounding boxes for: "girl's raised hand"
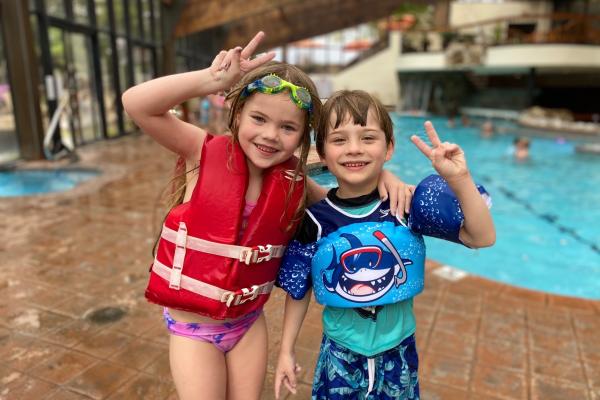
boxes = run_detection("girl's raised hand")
[410,121,469,181]
[210,31,276,89]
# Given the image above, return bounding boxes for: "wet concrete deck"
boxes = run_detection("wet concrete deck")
[1,134,599,399]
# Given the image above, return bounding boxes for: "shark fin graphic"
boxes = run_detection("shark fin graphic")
[323,246,338,292]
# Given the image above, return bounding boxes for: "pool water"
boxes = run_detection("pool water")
[311,115,600,299]
[0,169,100,197]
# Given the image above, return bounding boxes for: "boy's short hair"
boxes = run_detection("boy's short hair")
[315,90,394,158]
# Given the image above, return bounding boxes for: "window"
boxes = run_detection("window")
[0,25,19,162]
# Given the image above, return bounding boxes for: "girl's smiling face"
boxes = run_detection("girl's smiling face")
[236,92,306,176]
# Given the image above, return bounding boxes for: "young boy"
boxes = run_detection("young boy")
[274,90,495,400]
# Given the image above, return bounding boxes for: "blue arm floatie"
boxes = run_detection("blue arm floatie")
[276,240,318,300]
[408,174,491,244]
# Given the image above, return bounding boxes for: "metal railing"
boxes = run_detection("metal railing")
[402,12,600,54]
[43,89,76,160]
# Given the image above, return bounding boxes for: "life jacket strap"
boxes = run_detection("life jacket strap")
[161,224,286,265]
[168,222,188,290]
[152,259,274,306]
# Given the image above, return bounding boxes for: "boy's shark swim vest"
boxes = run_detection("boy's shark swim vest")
[307,175,489,308]
[145,134,304,319]
[308,199,426,308]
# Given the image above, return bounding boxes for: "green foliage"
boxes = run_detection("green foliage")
[393,3,434,31]
[393,3,429,16]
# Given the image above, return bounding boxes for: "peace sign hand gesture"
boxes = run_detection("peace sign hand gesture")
[209,31,276,90]
[411,121,470,182]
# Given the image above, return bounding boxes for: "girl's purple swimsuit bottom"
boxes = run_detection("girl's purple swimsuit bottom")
[163,308,261,353]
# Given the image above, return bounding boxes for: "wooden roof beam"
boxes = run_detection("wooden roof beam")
[221,0,427,49]
[175,0,302,36]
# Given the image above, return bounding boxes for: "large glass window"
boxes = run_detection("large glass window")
[129,0,140,38]
[95,0,109,29]
[70,33,102,142]
[0,24,19,163]
[153,0,160,42]
[116,37,135,132]
[48,27,77,147]
[142,0,152,39]
[25,0,162,152]
[99,33,118,137]
[73,0,90,24]
[29,13,49,129]
[133,46,152,84]
[46,0,67,18]
[49,27,102,145]
[113,0,126,34]
[176,55,188,73]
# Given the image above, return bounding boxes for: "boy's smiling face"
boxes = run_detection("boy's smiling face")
[321,109,394,198]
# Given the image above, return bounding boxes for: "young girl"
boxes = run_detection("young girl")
[122,33,411,400]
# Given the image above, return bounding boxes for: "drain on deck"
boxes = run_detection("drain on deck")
[85,306,126,324]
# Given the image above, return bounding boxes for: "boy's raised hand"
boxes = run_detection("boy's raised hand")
[411,121,469,181]
[210,31,276,89]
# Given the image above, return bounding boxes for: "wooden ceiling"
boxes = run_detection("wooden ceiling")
[173,0,430,49]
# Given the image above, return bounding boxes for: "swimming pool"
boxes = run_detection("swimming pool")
[311,115,600,300]
[0,169,100,197]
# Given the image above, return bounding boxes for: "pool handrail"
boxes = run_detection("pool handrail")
[43,90,76,160]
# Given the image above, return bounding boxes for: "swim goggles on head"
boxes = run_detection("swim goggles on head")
[240,74,313,114]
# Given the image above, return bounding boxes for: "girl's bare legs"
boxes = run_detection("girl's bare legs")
[170,334,227,400]
[226,313,268,400]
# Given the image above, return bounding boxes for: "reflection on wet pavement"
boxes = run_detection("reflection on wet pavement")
[1,135,599,399]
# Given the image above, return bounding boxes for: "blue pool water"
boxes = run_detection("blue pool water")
[0,169,100,197]
[311,115,600,299]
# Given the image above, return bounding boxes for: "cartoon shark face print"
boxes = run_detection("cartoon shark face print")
[323,231,413,303]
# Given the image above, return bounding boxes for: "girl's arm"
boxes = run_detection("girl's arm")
[411,121,495,248]
[122,69,223,161]
[306,177,328,205]
[306,172,414,215]
[122,31,275,163]
[377,169,416,217]
[274,292,311,399]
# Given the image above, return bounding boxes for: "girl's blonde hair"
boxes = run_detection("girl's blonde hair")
[162,61,321,228]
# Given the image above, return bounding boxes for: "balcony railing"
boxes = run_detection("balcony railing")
[402,12,600,55]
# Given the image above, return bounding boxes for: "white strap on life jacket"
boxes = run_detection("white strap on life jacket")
[168,222,188,290]
[161,224,286,265]
[153,259,274,307]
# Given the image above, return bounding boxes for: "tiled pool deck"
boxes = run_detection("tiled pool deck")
[1,135,599,400]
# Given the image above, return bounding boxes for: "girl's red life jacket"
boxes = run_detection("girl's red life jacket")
[145,134,304,319]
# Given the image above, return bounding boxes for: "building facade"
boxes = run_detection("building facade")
[396,0,600,120]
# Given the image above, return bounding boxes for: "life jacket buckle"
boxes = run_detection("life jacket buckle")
[237,285,260,304]
[221,291,236,307]
[240,244,273,265]
[221,285,260,307]
[255,244,273,263]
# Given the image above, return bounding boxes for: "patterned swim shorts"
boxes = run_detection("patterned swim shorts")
[312,334,419,400]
